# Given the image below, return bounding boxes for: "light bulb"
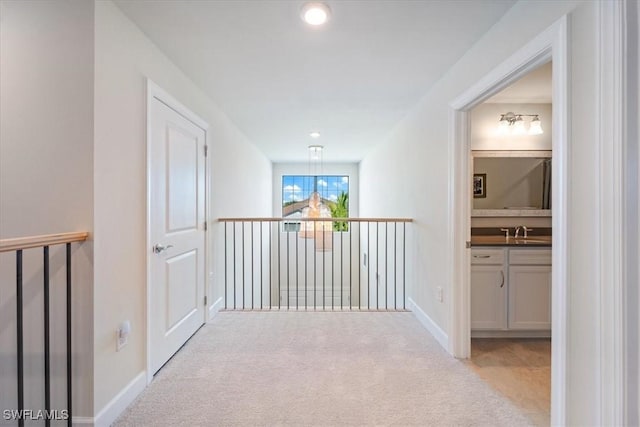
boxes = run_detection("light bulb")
[498,117,510,135]
[513,116,526,135]
[529,116,543,135]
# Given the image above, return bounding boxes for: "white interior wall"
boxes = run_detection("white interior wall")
[0,0,95,419]
[94,0,272,417]
[359,1,605,423]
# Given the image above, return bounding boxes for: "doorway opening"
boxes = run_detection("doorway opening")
[466,61,553,425]
[448,17,569,425]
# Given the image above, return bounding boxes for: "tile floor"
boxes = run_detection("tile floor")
[465,338,551,426]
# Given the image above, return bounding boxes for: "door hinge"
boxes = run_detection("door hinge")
[204,145,208,157]
[204,221,208,231]
[204,295,208,306]
[466,241,471,249]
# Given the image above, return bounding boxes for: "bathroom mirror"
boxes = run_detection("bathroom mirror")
[472,151,551,216]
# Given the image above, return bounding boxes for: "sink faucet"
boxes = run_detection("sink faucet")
[515,226,533,239]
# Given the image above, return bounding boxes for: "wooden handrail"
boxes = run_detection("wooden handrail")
[218,218,413,223]
[0,232,89,253]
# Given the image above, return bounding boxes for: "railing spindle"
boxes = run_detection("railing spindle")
[224,222,227,309]
[349,221,352,310]
[331,231,334,310]
[44,246,51,427]
[233,222,237,310]
[314,221,316,310]
[376,222,379,310]
[394,223,397,310]
[242,221,245,309]
[296,225,299,310]
[403,222,406,310]
[260,221,263,310]
[269,222,272,309]
[358,221,361,310]
[367,222,370,310]
[278,222,281,309]
[251,221,254,310]
[66,242,72,427]
[322,228,325,310]
[16,249,24,427]
[305,221,308,310]
[286,229,290,310]
[340,230,343,310]
[385,223,388,310]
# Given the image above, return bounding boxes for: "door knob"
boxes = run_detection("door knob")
[153,244,173,254]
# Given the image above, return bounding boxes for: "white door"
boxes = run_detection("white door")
[149,95,206,375]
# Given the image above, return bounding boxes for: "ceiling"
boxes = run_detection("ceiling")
[115,0,516,162]
[485,61,552,104]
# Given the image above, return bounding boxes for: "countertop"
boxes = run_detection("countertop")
[470,235,552,247]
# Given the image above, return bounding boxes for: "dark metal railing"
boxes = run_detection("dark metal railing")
[218,218,411,311]
[0,231,88,427]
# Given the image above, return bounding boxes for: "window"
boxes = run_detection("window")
[282,175,349,231]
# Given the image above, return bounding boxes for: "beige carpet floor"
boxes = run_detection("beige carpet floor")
[114,312,532,426]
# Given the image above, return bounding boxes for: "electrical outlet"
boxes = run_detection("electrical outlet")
[116,321,131,352]
[116,329,127,351]
[436,287,443,303]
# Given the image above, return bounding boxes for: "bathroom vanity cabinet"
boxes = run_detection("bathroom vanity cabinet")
[471,247,551,336]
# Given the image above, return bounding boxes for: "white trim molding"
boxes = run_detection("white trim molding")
[208,296,224,321]
[408,298,448,350]
[72,417,95,425]
[597,1,630,424]
[93,372,147,427]
[447,16,570,425]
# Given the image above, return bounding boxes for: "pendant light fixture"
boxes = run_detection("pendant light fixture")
[299,145,332,251]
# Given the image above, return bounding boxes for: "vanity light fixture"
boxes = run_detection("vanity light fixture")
[301,2,331,26]
[497,112,544,135]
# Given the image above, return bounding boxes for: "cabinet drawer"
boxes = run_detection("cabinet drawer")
[471,248,505,265]
[509,249,552,265]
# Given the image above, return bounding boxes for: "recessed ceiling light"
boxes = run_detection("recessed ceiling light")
[301,2,331,26]
[309,131,321,138]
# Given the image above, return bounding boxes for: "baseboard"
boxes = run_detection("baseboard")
[208,296,223,320]
[407,298,449,351]
[72,416,95,426]
[94,371,146,427]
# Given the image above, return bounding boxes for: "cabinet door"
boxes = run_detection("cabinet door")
[508,265,552,330]
[471,265,507,330]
